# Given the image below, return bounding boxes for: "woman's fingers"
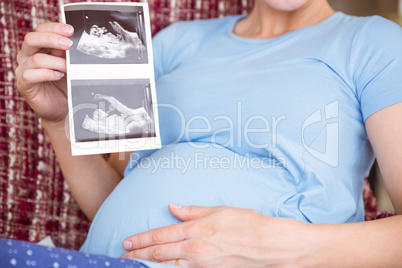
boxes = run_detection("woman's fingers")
[123,223,189,251]
[162,259,189,267]
[20,32,73,59]
[16,68,65,98]
[16,53,67,92]
[22,69,64,86]
[17,23,74,64]
[35,22,74,35]
[121,242,185,263]
[121,243,192,268]
[14,22,71,123]
[28,53,67,72]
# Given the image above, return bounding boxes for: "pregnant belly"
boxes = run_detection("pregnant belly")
[80,143,295,257]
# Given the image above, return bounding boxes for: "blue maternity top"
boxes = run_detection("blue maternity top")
[81,12,402,257]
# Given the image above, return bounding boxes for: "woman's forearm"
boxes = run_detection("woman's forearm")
[41,120,123,220]
[308,215,402,267]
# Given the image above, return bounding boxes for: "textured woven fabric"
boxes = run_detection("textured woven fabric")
[0,0,392,251]
[0,0,253,250]
[363,178,394,221]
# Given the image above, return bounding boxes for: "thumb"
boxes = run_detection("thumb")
[169,203,214,222]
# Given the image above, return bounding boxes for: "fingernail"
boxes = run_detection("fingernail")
[54,71,64,78]
[170,203,182,210]
[123,240,133,250]
[61,25,73,34]
[59,38,73,47]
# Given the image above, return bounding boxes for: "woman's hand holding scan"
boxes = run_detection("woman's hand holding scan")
[15,23,74,125]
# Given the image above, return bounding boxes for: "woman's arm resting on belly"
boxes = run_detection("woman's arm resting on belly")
[365,102,402,214]
[119,103,402,267]
[121,205,402,267]
[121,204,314,267]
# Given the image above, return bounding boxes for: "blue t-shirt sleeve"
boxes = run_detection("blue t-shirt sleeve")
[152,22,186,81]
[350,16,402,121]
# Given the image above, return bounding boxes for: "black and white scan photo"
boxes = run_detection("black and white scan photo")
[62,3,160,155]
[71,79,155,143]
[64,5,148,64]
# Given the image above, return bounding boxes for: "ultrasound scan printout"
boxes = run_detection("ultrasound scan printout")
[61,3,161,156]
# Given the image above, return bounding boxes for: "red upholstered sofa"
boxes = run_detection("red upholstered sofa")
[0,0,393,251]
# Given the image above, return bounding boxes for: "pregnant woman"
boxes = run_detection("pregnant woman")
[15,0,402,266]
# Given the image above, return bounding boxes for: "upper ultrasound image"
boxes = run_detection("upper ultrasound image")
[65,9,148,64]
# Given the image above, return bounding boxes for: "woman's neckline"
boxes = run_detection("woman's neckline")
[228,11,344,43]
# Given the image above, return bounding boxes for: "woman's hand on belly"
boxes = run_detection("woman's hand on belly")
[120,204,315,267]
